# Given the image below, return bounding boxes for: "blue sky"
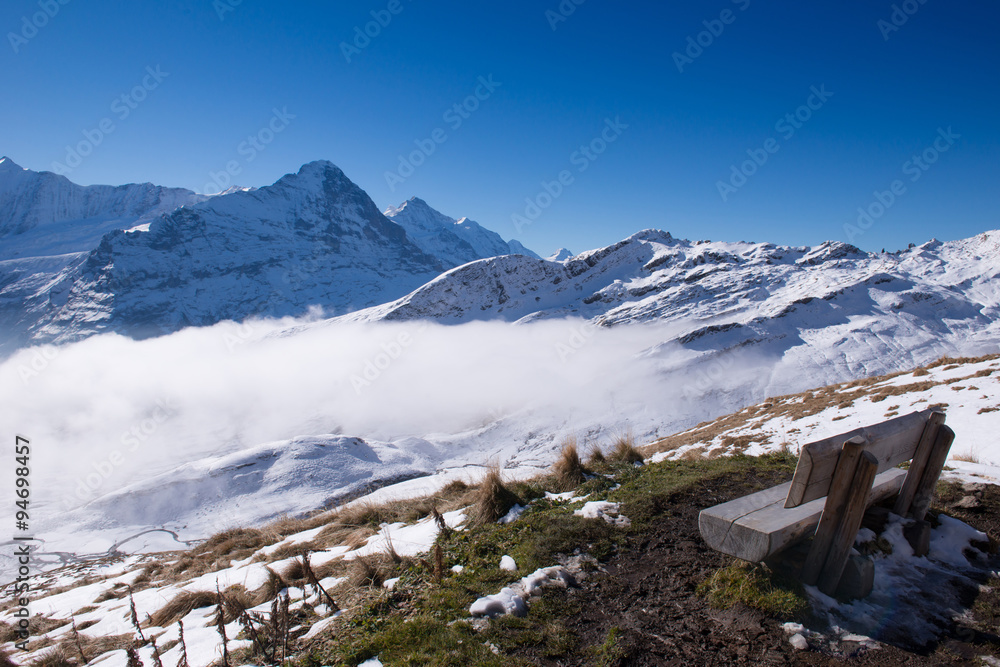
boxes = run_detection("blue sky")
[2,1,998,257]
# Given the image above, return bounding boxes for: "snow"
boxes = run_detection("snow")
[544,491,589,502]
[574,501,630,527]
[344,509,466,561]
[807,512,995,648]
[469,566,575,618]
[384,197,538,266]
[928,514,988,568]
[2,156,1000,587]
[301,613,342,640]
[498,504,526,524]
[499,555,517,571]
[358,658,383,667]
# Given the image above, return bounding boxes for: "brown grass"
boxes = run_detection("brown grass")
[643,352,1000,460]
[951,448,981,465]
[552,439,587,491]
[468,465,521,526]
[608,430,643,464]
[586,445,607,468]
[73,634,135,661]
[27,647,74,667]
[347,555,385,589]
[0,648,18,667]
[148,590,218,628]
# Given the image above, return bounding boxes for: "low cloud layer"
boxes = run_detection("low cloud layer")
[1,310,979,527]
[0,317,752,513]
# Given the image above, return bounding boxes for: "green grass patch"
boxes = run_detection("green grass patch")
[697,560,808,620]
[590,626,627,666]
[611,451,797,528]
[300,451,801,666]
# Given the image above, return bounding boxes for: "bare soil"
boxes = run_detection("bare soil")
[505,469,1000,666]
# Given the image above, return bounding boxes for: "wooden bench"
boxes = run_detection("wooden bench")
[698,409,954,597]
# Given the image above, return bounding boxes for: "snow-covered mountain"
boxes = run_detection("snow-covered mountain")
[338,229,1000,382]
[0,157,205,260]
[0,161,548,354]
[384,196,539,266]
[547,247,574,262]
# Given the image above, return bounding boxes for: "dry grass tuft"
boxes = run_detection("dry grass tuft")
[0,649,18,667]
[148,590,218,628]
[439,479,469,496]
[27,647,74,667]
[316,524,376,550]
[552,438,587,491]
[586,445,607,468]
[220,585,253,621]
[73,634,135,660]
[469,464,521,526]
[280,558,306,584]
[608,429,643,464]
[952,448,981,465]
[248,568,289,606]
[347,556,385,589]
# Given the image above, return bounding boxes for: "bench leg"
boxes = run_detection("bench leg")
[817,451,878,597]
[835,553,875,600]
[909,425,955,521]
[893,410,946,516]
[801,437,866,586]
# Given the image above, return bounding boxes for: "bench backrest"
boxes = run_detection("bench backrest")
[784,409,939,508]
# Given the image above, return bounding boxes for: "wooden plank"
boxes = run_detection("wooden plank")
[909,425,956,521]
[893,410,946,516]
[785,410,930,508]
[698,467,906,562]
[817,451,878,596]
[801,436,866,586]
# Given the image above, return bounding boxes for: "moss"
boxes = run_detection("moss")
[697,560,808,620]
[591,626,627,667]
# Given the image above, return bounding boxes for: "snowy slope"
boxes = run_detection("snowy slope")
[384,197,539,266]
[1,162,447,350]
[647,354,1000,483]
[337,230,1000,390]
[49,434,445,557]
[0,157,205,260]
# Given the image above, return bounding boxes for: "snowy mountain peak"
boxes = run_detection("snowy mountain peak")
[0,156,24,172]
[384,196,539,267]
[547,248,574,262]
[626,229,675,245]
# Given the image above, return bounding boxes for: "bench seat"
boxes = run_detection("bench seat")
[698,467,907,563]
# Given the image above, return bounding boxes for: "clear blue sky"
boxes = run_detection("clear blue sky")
[2,0,998,256]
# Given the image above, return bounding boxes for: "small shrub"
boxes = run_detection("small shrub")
[608,430,643,464]
[348,555,385,589]
[552,439,587,492]
[586,445,607,469]
[469,465,521,526]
